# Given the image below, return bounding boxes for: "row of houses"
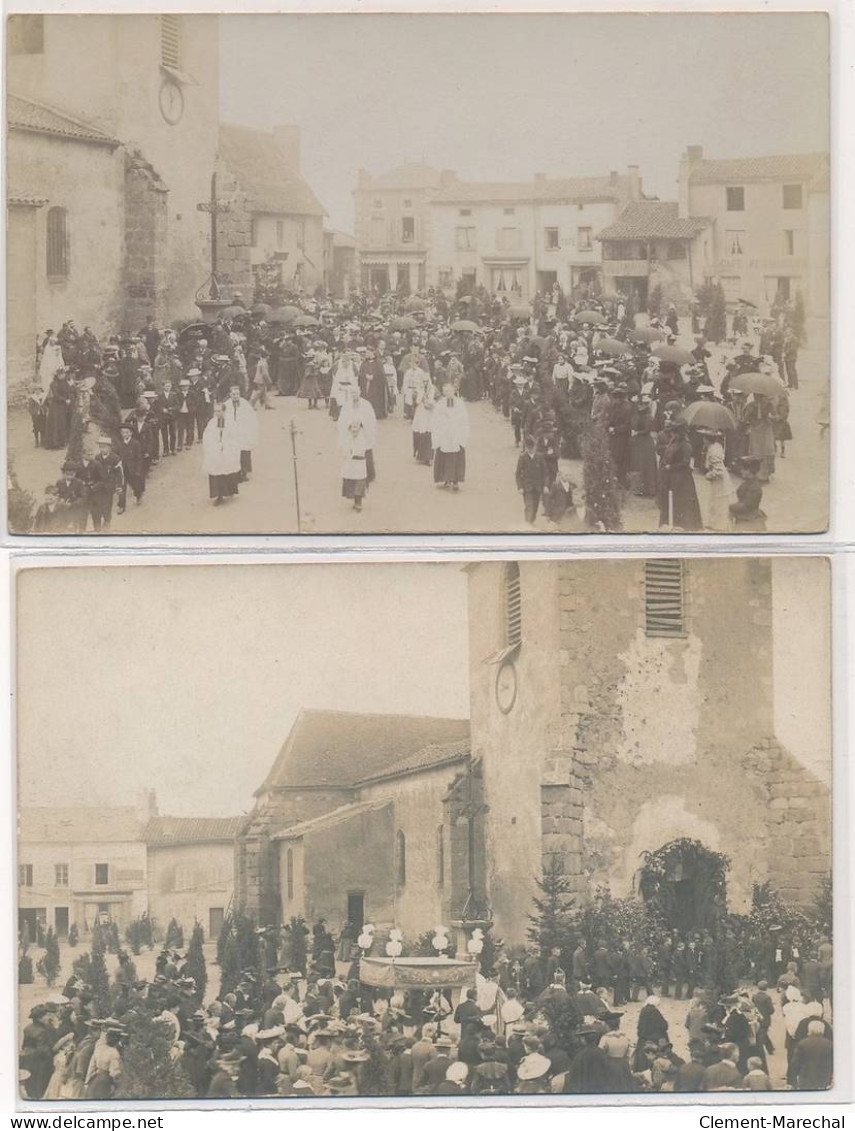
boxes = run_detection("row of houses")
[17,797,241,942]
[353,149,829,330]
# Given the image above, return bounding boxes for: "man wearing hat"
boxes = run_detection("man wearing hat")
[55,461,87,532]
[607,386,632,487]
[422,1035,454,1092]
[175,377,199,451]
[116,420,146,512]
[88,434,123,531]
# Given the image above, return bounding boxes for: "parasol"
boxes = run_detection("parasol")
[251,303,271,317]
[267,308,295,324]
[177,322,209,341]
[652,343,695,366]
[729,371,786,398]
[628,327,665,344]
[451,319,480,332]
[404,296,426,312]
[680,401,737,432]
[476,1062,509,1081]
[507,305,531,320]
[595,336,633,357]
[574,309,607,325]
[293,314,320,328]
[389,316,417,331]
[221,305,246,319]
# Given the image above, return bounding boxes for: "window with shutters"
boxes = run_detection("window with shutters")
[55,864,69,887]
[161,15,182,68]
[644,560,686,637]
[504,562,522,647]
[19,864,34,887]
[46,208,69,280]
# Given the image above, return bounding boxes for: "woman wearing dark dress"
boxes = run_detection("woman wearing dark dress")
[43,373,74,450]
[658,422,702,530]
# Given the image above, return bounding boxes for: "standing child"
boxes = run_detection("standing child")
[516,435,546,525]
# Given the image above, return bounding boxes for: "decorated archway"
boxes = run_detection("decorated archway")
[637,838,730,934]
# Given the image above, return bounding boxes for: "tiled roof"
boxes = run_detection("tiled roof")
[7,191,47,207]
[364,163,443,190]
[7,93,119,147]
[432,174,627,205]
[20,807,143,844]
[688,152,828,186]
[219,124,326,217]
[273,798,392,841]
[357,739,469,785]
[597,201,711,241]
[258,709,470,792]
[143,816,245,846]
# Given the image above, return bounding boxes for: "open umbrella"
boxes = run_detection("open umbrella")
[729,371,786,398]
[680,401,737,432]
[251,303,271,317]
[451,319,480,332]
[267,308,295,324]
[595,336,633,357]
[737,297,758,308]
[529,335,550,350]
[389,316,417,332]
[574,309,607,325]
[277,305,302,321]
[507,305,530,320]
[177,322,209,341]
[629,327,665,344]
[293,314,320,328]
[221,305,246,320]
[652,343,695,366]
[405,296,426,312]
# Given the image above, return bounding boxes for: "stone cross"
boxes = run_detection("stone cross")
[196,172,231,299]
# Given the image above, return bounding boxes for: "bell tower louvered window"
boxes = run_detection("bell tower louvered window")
[644,559,686,637]
[161,15,182,68]
[504,563,522,647]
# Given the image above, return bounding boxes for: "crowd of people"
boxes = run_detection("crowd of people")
[23,286,804,532]
[19,916,833,1101]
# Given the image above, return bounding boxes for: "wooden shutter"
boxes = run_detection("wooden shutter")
[161,15,182,68]
[644,559,685,637]
[505,563,522,646]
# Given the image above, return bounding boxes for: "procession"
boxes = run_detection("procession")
[13,287,819,535]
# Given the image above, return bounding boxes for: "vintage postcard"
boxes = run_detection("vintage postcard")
[5,12,830,535]
[15,557,835,1101]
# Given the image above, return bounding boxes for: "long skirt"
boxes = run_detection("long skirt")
[703,473,736,532]
[366,449,376,484]
[748,421,776,480]
[240,450,253,477]
[329,398,341,421]
[297,374,323,400]
[209,472,239,499]
[413,431,433,464]
[658,468,702,530]
[629,434,658,497]
[434,448,466,485]
[342,476,367,499]
[43,402,69,450]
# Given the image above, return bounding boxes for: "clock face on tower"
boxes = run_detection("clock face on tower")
[495,660,518,714]
[159,78,184,126]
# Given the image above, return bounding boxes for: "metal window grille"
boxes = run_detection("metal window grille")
[505,562,522,646]
[644,559,686,637]
[46,207,69,279]
[161,14,182,68]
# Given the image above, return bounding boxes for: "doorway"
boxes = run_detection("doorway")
[209,907,225,940]
[369,267,390,294]
[55,907,69,937]
[18,908,43,940]
[346,891,365,931]
[537,270,558,293]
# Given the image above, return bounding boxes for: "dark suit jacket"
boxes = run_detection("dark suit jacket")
[790,1035,833,1090]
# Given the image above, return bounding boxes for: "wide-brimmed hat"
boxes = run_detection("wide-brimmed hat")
[516,1052,551,1080]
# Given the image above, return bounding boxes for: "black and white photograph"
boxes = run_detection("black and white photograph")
[14,558,835,1103]
[5,11,830,535]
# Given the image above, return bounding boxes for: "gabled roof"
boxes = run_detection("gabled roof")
[432,174,628,206]
[143,816,244,846]
[19,808,144,844]
[687,152,828,186]
[273,798,392,841]
[597,201,711,241]
[363,163,443,190]
[257,709,470,793]
[7,93,119,148]
[219,123,326,217]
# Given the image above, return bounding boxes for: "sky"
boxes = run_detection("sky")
[219,12,830,231]
[15,563,470,817]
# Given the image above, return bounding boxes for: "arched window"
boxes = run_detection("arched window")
[395,830,406,887]
[504,562,522,646]
[436,825,444,888]
[46,207,69,280]
[286,848,294,901]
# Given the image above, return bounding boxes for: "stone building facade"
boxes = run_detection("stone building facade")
[467,558,831,944]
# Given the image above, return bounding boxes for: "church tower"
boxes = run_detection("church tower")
[467,558,831,945]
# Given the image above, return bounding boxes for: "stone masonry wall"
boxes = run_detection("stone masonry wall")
[214,158,253,297]
[123,151,169,330]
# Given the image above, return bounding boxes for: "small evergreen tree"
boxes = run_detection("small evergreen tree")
[107,921,121,954]
[68,923,79,948]
[184,923,207,1005]
[165,918,184,949]
[36,919,46,949]
[528,856,577,957]
[90,931,112,1017]
[581,423,622,531]
[125,918,143,956]
[37,927,62,987]
[705,282,727,343]
[114,1014,194,1099]
[647,283,663,319]
[18,954,34,984]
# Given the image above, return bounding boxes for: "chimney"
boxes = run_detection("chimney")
[627,165,641,203]
[137,790,158,821]
[273,125,300,172]
[440,169,458,188]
